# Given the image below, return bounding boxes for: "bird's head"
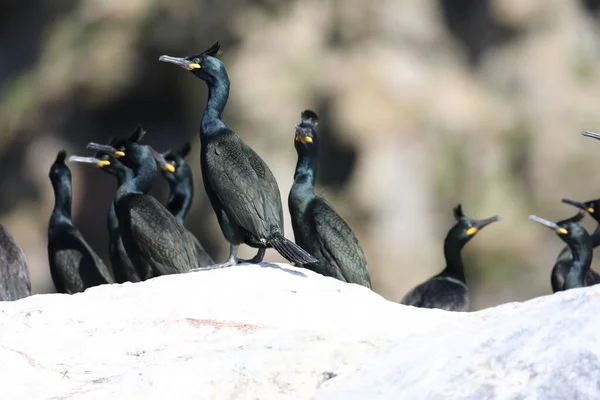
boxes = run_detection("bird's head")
[49,150,71,182]
[294,110,319,155]
[157,142,191,184]
[448,204,501,245]
[562,197,600,223]
[159,42,226,83]
[529,211,588,246]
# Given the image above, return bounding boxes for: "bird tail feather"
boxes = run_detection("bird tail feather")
[269,233,318,264]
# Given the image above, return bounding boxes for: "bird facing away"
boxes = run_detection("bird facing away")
[159,42,317,269]
[289,110,371,288]
[529,212,596,291]
[69,149,141,283]
[0,225,31,301]
[401,205,501,312]
[47,150,114,294]
[551,198,600,291]
[156,142,214,267]
[87,127,200,278]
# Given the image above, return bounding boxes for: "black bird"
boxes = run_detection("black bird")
[401,205,501,312]
[87,127,199,278]
[289,110,371,287]
[0,225,31,301]
[551,198,600,291]
[47,150,114,294]
[156,142,214,266]
[69,150,141,283]
[529,212,595,291]
[159,42,317,268]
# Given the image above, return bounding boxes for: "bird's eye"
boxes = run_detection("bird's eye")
[193,58,200,64]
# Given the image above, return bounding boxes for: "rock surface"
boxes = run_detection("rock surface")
[1,263,598,399]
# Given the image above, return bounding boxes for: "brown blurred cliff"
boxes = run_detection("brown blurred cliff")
[2,0,600,310]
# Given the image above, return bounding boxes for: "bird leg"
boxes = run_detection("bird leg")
[237,248,265,264]
[190,244,239,272]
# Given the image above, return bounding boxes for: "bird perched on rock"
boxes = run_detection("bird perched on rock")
[0,224,31,301]
[69,145,141,284]
[47,150,114,293]
[401,205,501,312]
[87,126,200,278]
[156,142,214,266]
[551,198,600,291]
[159,42,317,269]
[288,110,371,288]
[529,212,596,291]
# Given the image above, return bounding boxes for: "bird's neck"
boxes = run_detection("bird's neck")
[290,151,318,210]
[565,236,593,288]
[590,223,600,247]
[201,76,230,136]
[51,176,73,223]
[116,162,155,201]
[442,238,466,282]
[166,177,193,223]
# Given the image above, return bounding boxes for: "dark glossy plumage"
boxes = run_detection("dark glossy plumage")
[47,150,114,294]
[530,211,596,291]
[87,128,199,278]
[159,43,317,268]
[289,110,371,287]
[69,148,141,283]
[0,225,31,301]
[401,205,501,312]
[553,198,600,291]
[158,142,213,266]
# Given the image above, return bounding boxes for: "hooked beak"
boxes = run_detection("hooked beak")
[294,125,313,143]
[467,215,502,235]
[158,55,200,71]
[582,130,600,141]
[68,155,110,168]
[86,143,125,158]
[529,215,568,235]
[561,198,591,213]
[149,147,176,173]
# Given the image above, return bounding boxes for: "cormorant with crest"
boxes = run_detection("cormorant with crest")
[86,127,199,278]
[156,142,214,266]
[47,150,114,293]
[529,211,596,291]
[159,42,317,268]
[289,110,371,288]
[69,140,141,283]
[549,197,600,291]
[401,205,501,311]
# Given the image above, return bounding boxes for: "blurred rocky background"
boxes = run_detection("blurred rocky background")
[2,0,600,310]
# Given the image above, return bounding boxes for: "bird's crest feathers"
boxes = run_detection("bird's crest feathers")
[301,110,319,127]
[56,150,67,164]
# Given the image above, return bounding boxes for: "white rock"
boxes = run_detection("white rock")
[0,263,598,399]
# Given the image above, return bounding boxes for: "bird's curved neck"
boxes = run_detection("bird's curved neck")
[201,76,230,136]
[290,150,318,209]
[116,161,155,201]
[442,238,466,282]
[167,177,193,222]
[590,223,600,247]
[565,236,592,288]
[51,175,73,222]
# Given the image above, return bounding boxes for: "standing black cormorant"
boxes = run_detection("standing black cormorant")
[47,150,114,294]
[288,110,371,287]
[529,212,595,291]
[156,142,214,266]
[87,127,199,278]
[159,42,317,268]
[401,205,501,311]
[69,150,141,283]
[0,225,31,301]
[549,197,600,291]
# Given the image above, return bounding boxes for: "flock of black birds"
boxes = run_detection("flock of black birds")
[1,42,600,312]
